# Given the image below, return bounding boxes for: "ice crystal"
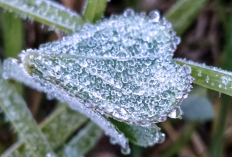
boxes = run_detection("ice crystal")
[3,9,194,153]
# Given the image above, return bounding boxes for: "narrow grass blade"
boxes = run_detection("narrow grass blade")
[58,122,102,157]
[0,78,55,156]
[83,0,107,23]
[165,0,208,36]
[1,11,24,94]
[0,0,84,33]
[175,59,232,96]
[1,103,88,157]
[1,11,23,58]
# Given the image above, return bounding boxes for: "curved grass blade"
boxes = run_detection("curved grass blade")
[0,72,55,156]
[1,103,88,157]
[0,0,84,33]
[175,59,232,96]
[83,0,107,23]
[58,122,102,157]
[165,0,208,36]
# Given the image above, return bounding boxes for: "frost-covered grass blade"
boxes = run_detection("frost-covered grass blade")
[0,70,55,156]
[175,59,232,96]
[58,122,102,157]
[0,0,84,33]
[1,103,88,157]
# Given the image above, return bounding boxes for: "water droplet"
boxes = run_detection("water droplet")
[148,11,160,22]
[123,8,135,17]
[205,76,209,83]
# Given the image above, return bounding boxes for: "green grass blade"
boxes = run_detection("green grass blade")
[58,122,102,157]
[175,59,232,96]
[1,11,23,58]
[1,103,88,157]
[165,0,208,36]
[1,11,24,94]
[0,0,84,33]
[0,78,55,156]
[83,0,107,23]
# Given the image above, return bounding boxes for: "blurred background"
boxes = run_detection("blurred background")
[1,0,232,156]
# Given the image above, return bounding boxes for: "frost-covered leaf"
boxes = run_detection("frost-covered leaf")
[6,10,192,126]
[83,0,107,23]
[2,103,88,157]
[181,87,214,121]
[58,122,102,157]
[0,66,55,157]
[3,10,194,154]
[110,119,165,147]
[0,0,84,33]
[165,0,208,36]
[175,59,232,97]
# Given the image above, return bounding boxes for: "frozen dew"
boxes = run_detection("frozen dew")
[1,0,83,32]
[3,9,194,152]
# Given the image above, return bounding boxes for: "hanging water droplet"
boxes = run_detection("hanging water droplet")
[148,10,160,22]
[123,8,135,17]
[174,37,181,45]
[168,107,183,119]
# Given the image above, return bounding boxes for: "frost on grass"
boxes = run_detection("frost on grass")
[0,0,84,32]
[61,122,102,157]
[3,9,193,153]
[175,58,232,96]
[0,65,55,157]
